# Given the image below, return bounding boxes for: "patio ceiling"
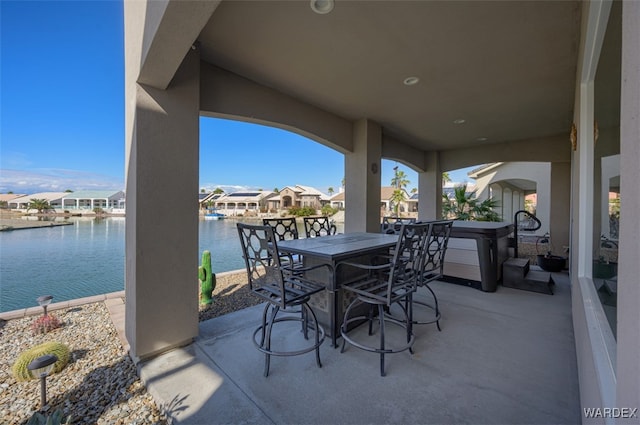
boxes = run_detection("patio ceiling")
[197,0,582,153]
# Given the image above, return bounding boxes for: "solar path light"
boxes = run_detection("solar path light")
[27,354,58,408]
[36,295,53,317]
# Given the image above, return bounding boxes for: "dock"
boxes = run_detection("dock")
[0,219,73,231]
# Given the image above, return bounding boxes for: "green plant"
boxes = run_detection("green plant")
[391,169,410,190]
[303,206,317,216]
[524,199,536,214]
[27,409,72,425]
[288,206,300,216]
[31,314,61,335]
[390,189,406,215]
[12,341,70,382]
[198,250,215,305]
[442,172,451,186]
[27,199,53,214]
[321,205,338,216]
[474,197,500,221]
[288,206,316,217]
[442,184,500,222]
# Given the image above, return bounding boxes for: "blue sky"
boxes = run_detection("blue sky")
[1,1,475,196]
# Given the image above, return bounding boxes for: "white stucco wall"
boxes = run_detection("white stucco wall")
[473,162,551,236]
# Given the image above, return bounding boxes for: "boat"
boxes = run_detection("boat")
[204,209,225,220]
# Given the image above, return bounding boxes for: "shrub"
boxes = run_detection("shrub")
[301,206,317,216]
[12,341,70,382]
[321,205,338,216]
[288,206,301,216]
[27,409,72,425]
[288,206,317,217]
[31,314,61,335]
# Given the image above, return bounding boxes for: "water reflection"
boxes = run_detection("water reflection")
[0,217,126,312]
[1,217,345,312]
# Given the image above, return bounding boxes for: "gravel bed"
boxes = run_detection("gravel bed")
[0,303,167,425]
[1,274,260,425]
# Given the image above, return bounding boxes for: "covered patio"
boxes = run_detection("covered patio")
[136,275,579,424]
[124,0,639,420]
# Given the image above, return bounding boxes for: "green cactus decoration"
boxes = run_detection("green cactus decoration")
[198,250,215,305]
[12,341,70,382]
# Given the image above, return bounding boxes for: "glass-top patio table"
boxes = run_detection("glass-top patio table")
[278,232,398,347]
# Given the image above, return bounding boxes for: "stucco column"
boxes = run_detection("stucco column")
[512,191,522,216]
[125,49,200,361]
[549,162,571,257]
[418,151,441,221]
[491,184,504,220]
[345,119,381,232]
[503,188,513,224]
[617,0,640,416]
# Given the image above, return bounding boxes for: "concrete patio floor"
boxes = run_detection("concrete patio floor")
[137,273,580,424]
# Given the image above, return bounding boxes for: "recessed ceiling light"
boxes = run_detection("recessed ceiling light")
[453,119,466,124]
[403,77,420,86]
[310,0,334,14]
[476,137,488,142]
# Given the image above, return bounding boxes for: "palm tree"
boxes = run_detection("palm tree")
[328,187,335,196]
[391,169,410,190]
[474,197,500,221]
[442,186,472,220]
[410,187,417,194]
[390,189,406,216]
[442,172,451,186]
[213,187,224,194]
[442,184,500,221]
[27,199,52,214]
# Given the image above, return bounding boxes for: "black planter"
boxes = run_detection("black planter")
[537,254,566,272]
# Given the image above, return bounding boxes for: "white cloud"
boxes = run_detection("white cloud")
[0,169,124,194]
[199,183,259,193]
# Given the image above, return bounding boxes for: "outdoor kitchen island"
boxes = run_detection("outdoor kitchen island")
[442,221,514,292]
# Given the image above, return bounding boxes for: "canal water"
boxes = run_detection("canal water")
[0,217,259,312]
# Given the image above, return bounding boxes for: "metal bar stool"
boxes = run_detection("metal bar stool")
[338,222,431,376]
[263,217,303,272]
[380,216,416,234]
[262,217,299,241]
[412,220,453,331]
[237,223,331,377]
[303,216,337,238]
